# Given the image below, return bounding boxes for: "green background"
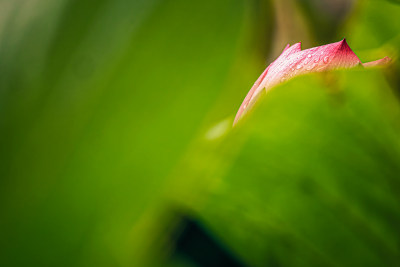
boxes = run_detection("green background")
[1,0,400,266]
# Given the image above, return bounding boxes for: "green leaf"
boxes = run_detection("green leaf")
[193,69,400,267]
[0,0,251,266]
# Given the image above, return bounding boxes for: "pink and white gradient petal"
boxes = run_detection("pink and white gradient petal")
[233,39,390,125]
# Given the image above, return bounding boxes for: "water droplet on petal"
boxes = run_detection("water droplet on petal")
[296,64,302,70]
[243,103,247,109]
[305,63,316,71]
[314,58,319,63]
[304,56,312,64]
[323,56,330,63]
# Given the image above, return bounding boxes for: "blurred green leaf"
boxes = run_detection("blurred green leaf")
[0,0,251,266]
[1,0,400,267]
[346,0,400,52]
[189,69,400,267]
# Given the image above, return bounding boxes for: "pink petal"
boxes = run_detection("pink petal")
[233,43,302,125]
[233,39,390,125]
[264,39,361,91]
[233,64,270,125]
[281,42,302,57]
[363,56,391,68]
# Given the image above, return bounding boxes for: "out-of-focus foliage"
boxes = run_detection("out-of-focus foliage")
[0,0,253,266]
[0,0,400,266]
[298,0,356,42]
[192,70,400,267]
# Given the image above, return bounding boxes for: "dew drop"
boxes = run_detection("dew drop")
[296,64,302,70]
[243,103,247,109]
[314,58,319,63]
[307,54,312,58]
[323,56,330,63]
[305,63,316,71]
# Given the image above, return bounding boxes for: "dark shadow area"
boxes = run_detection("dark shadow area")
[168,214,248,267]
